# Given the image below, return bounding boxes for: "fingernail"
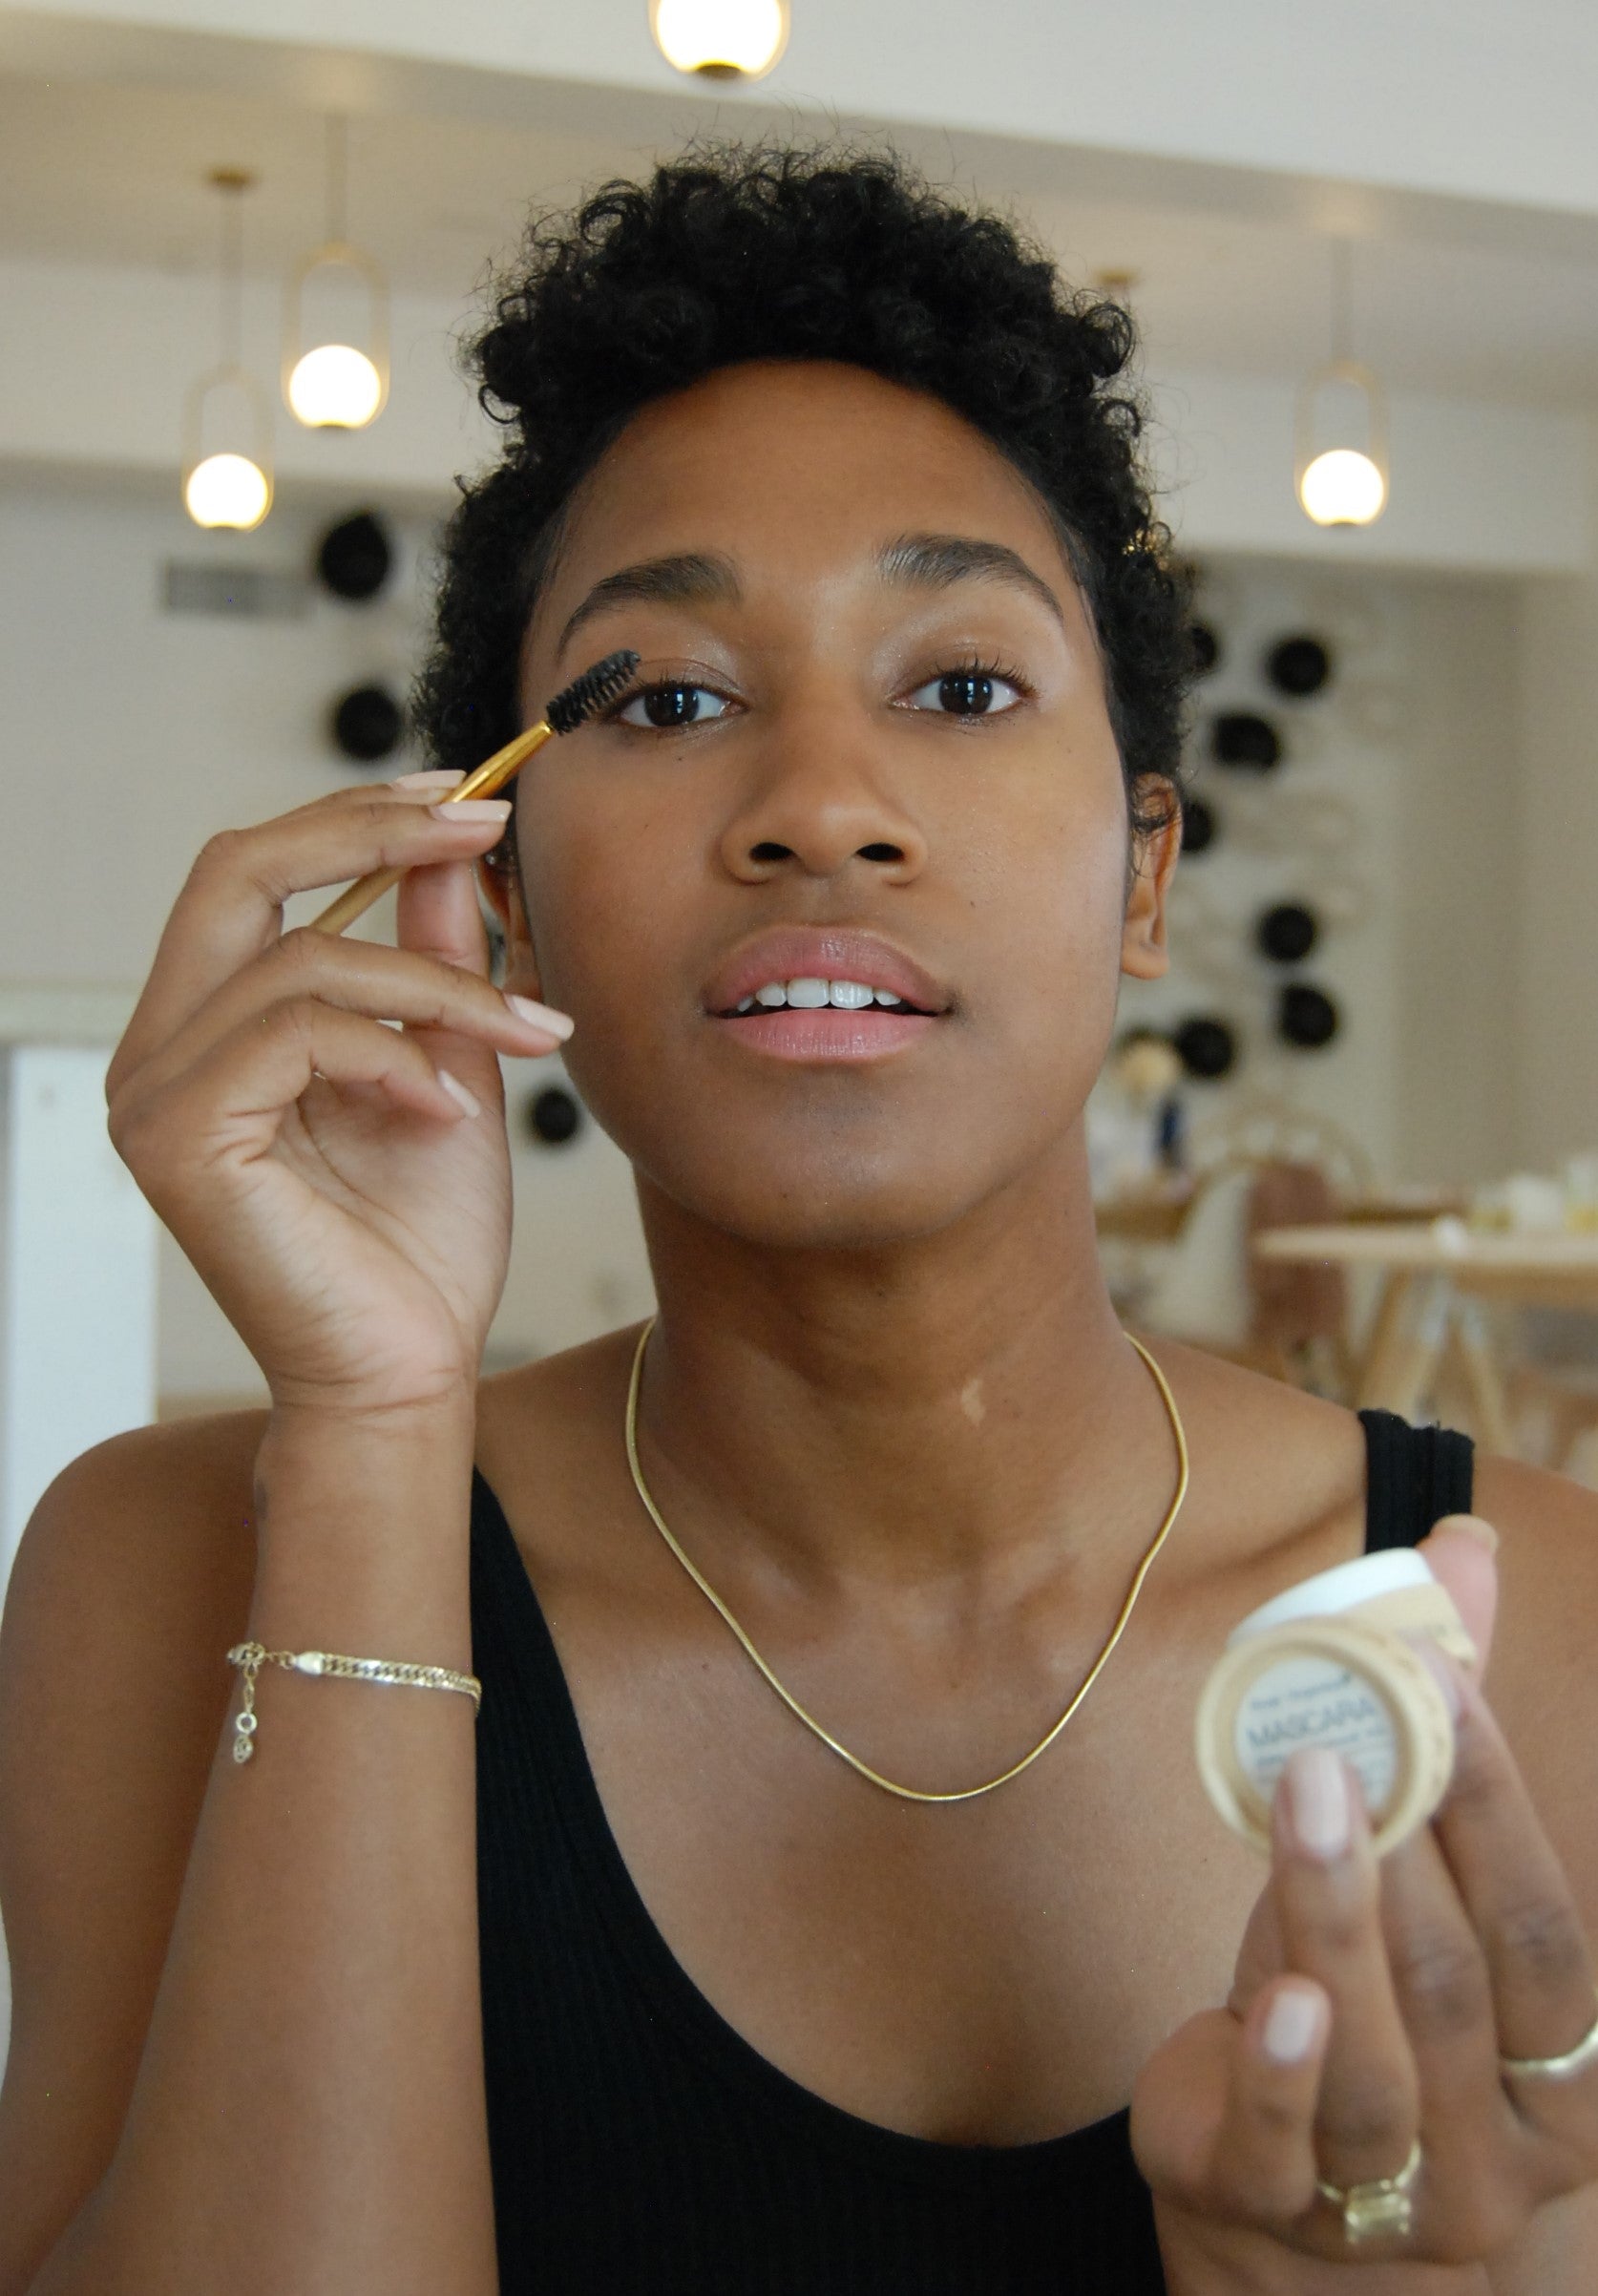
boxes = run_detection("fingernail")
[1438,1512,1499,1554]
[505,994,575,1041]
[1286,1747,1351,1862]
[1261,1985,1321,2065]
[436,1068,481,1120]
[431,799,512,822]
[1404,1632,1463,1722]
[393,769,467,790]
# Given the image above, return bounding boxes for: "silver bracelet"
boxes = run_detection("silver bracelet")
[226,1638,481,1764]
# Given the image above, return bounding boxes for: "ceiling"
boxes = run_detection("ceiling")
[5,70,1598,411]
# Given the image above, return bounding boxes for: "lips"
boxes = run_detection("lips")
[701,929,953,1019]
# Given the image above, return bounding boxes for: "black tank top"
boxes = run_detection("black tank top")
[470,1409,1473,2294]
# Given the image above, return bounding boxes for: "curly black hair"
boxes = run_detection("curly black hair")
[413,145,1191,834]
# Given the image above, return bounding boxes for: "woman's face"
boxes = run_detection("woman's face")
[506,359,1174,1252]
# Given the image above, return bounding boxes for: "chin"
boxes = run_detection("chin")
[631,1120,1056,1257]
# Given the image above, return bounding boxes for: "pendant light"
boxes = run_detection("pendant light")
[1294,241,1388,529]
[182,169,273,532]
[649,0,788,77]
[284,117,389,430]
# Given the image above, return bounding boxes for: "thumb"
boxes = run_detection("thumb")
[1418,1514,1500,1673]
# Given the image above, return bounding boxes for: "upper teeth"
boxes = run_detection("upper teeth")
[736,978,912,1012]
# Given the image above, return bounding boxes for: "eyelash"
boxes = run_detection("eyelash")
[604,654,1034,727]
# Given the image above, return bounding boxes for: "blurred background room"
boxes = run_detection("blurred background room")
[5,0,1598,1623]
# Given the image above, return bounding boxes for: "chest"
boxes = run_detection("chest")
[523,1574,1266,2147]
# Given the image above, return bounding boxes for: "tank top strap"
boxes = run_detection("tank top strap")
[1357,1410,1475,1552]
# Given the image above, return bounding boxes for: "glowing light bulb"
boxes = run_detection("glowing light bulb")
[1297,447,1387,527]
[650,0,788,77]
[183,452,271,531]
[287,341,384,429]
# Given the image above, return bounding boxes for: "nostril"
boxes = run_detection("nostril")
[858,843,902,862]
[749,841,791,862]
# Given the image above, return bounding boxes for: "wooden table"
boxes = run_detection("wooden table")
[1252,1223,1598,1451]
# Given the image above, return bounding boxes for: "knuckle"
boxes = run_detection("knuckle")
[1493,1895,1588,1991]
[1391,1927,1490,2040]
[1447,1717,1507,1814]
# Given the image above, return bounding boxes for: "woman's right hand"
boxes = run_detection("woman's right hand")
[106,774,572,1422]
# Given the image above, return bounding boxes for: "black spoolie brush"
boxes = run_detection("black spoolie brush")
[313,648,640,936]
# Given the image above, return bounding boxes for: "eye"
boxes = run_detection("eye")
[615,681,732,729]
[902,666,1025,717]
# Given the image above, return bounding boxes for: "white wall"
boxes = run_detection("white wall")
[1514,415,1598,1169]
[12,0,1598,221]
[0,474,653,1404]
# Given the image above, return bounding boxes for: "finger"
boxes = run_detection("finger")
[1130,1988,1330,2228]
[114,929,568,1111]
[1212,1982,1333,2222]
[113,999,477,1207]
[1418,1516,1500,1673]
[1430,1672,1597,2085]
[1226,1888,1286,2020]
[396,854,491,979]
[111,789,515,1086]
[1272,1748,1420,2189]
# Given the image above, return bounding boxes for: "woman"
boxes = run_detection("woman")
[1,148,1595,2295]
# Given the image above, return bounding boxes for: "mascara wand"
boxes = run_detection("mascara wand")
[312,647,640,937]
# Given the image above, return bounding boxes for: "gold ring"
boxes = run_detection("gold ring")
[1315,2136,1422,2243]
[1501,1989,1598,2085]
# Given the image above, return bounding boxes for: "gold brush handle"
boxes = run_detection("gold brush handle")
[310,718,554,937]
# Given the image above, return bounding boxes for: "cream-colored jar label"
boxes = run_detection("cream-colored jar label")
[1232,1653,1398,1815]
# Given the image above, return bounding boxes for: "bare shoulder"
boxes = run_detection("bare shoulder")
[0,1411,264,2276]
[1468,1452,1598,1886]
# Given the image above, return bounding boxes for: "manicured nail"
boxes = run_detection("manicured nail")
[1438,1512,1499,1554]
[393,769,466,790]
[436,1068,481,1120]
[1261,1985,1322,2065]
[1286,1747,1351,1862]
[505,994,575,1041]
[431,799,511,822]
[1405,1632,1463,1722]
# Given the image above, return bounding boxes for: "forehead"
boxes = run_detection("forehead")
[531,360,1082,637]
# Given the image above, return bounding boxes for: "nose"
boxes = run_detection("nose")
[717,706,929,888]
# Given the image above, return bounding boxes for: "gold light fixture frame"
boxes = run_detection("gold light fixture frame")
[181,168,274,530]
[283,117,390,429]
[1293,242,1390,527]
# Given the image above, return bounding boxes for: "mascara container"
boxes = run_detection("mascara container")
[1195,1549,1476,1858]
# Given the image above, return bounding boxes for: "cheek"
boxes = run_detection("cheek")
[514,780,701,1020]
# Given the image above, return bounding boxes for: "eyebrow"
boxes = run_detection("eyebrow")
[876,533,1065,626]
[556,551,742,661]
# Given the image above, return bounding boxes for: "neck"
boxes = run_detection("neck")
[632,1135,1181,1595]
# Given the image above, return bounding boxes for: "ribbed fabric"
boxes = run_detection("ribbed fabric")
[471,1411,1472,2293]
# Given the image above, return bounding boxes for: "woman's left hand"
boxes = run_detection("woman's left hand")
[1132,1517,1598,2287]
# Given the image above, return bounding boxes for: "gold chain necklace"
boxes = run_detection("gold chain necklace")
[623,1320,1190,1804]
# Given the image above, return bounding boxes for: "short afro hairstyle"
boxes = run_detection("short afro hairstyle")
[413,144,1191,835]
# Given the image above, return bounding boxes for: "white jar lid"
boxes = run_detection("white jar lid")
[1230,1549,1436,1647]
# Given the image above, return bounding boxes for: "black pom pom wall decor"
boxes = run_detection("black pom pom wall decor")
[1256,902,1319,963]
[1181,794,1217,854]
[1174,1016,1238,1080]
[1210,713,1282,771]
[316,511,393,602]
[330,684,404,764]
[1188,623,1221,676]
[1278,983,1340,1048]
[1265,634,1334,698]
[526,1084,583,1146]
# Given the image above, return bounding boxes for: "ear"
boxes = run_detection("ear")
[476,844,545,1001]
[1122,780,1182,982]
